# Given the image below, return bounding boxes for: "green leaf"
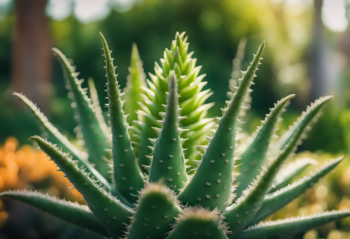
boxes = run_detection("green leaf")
[30,136,133,239]
[178,42,265,212]
[13,92,112,192]
[271,96,333,155]
[100,33,144,204]
[224,96,332,236]
[165,208,228,239]
[235,94,294,198]
[122,43,147,125]
[227,37,247,102]
[126,183,182,239]
[135,32,215,171]
[0,190,108,237]
[234,210,350,239]
[270,157,317,192]
[250,156,343,225]
[52,48,111,179]
[148,73,188,192]
[88,77,110,140]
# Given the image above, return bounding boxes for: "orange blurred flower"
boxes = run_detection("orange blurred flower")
[0,137,83,227]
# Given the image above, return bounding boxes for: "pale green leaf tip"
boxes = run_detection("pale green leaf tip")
[51,48,70,66]
[132,42,139,54]
[282,94,295,102]
[99,32,106,41]
[51,47,61,55]
[337,155,345,162]
[317,95,333,106]
[99,32,109,52]
[29,136,38,141]
[169,71,177,90]
[259,41,265,52]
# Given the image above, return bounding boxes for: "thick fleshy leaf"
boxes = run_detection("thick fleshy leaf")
[126,183,182,239]
[148,73,188,192]
[88,77,110,139]
[166,208,228,239]
[100,33,144,204]
[0,190,108,237]
[30,136,133,238]
[235,94,294,197]
[178,42,265,211]
[250,156,343,225]
[234,210,350,239]
[270,157,317,192]
[224,94,332,236]
[271,96,333,155]
[14,92,111,191]
[53,48,111,179]
[122,43,147,125]
[227,37,247,100]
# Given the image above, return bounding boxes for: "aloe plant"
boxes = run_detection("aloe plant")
[132,32,215,171]
[3,32,349,239]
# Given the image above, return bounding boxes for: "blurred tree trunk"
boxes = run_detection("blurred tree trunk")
[11,0,52,112]
[310,0,331,100]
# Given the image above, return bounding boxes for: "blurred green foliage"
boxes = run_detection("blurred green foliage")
[1,1,350,238]
[0,0,347,155]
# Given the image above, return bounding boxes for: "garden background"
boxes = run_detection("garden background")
[1,0,350,238]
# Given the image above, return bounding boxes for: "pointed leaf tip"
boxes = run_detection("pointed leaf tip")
[235,93,295,197]
[99,32,108,48]
[250,156,344,225]
[257,41,265,53]
[148,72,187,191]
[29,136,38,141]
[51,47,64,58]
[52,46,112,179]
[169,71,178,93]
[272,95,333,155]
[132,42,139,55]
[100,33,145,203]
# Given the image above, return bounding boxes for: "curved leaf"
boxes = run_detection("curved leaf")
[0,190,108,237]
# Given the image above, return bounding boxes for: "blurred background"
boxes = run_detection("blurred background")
[1,0,350,238]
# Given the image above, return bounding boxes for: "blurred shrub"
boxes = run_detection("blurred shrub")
[0,137,82,228]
